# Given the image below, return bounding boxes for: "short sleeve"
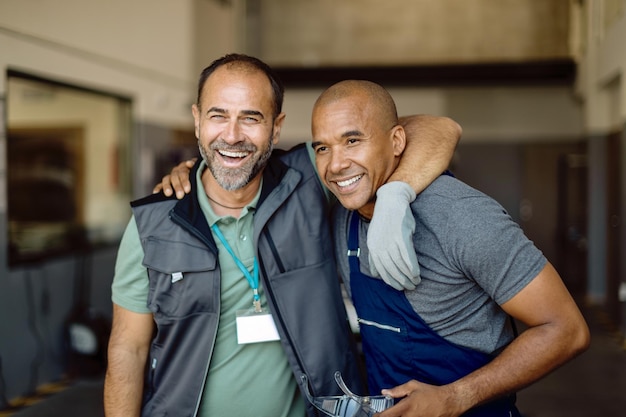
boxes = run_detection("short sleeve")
[446,195,546,305]
[111,216,151,313]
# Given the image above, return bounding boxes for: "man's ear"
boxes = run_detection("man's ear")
[192,104,200,138]
[391,124,406,156]
[272,112,286,145]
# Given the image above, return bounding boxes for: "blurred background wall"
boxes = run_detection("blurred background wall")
[0,0,624,404]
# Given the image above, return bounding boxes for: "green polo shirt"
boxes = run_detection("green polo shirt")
[112,160,304,417]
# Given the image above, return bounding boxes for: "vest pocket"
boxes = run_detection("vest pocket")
[143,238,218,317]
[142,237,216,272]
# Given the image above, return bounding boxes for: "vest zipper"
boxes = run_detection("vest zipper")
[170,211,216,250]
[357,318,401,333]
[169,211,220,417]
[257,246,308,387]
[263,229,286,273]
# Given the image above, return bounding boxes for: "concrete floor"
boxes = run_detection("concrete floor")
[3,302,624,417]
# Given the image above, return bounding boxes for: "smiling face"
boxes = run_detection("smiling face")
[192,64,285,191]
[311,81,405,219]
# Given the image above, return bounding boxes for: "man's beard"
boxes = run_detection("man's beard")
[198,133,274,191]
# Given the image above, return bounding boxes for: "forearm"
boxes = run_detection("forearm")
[448,320,589,414]
[388,115,461,194]
[104,306,152,417]
[104,346,147,417]
[449,265,591,413]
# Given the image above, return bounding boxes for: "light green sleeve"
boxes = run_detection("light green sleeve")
[111,215,151,314]
[305,141,337,206]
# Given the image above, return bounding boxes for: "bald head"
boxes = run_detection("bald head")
[313,80,399,129]
[311,79,406,218]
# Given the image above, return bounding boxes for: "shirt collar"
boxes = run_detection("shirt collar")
[195,160,261,226]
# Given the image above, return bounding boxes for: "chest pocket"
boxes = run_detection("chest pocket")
[142,237,218,318]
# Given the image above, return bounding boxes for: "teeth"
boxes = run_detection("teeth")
[337,175,362,187]
[219,150,248,158]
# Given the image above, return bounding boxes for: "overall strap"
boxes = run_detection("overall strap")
[347,212,361,273]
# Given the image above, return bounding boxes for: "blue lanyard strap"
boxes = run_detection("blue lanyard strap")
[211,224,260,306]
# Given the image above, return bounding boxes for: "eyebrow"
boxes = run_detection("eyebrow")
[207,106,226,115]
[242,109,265,119]
[343,129,364,138]
[311,129,364,149]
[206,107,265,119]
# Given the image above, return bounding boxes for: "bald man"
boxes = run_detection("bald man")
[311,80,590,417]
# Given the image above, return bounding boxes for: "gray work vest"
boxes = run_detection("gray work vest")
[132,146,365,417]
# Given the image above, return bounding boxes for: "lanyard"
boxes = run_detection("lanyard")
[211,223,262,312]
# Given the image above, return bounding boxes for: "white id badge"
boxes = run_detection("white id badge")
[236,309,280,344]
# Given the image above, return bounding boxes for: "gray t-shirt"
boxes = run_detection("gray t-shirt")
[334,174,546,355]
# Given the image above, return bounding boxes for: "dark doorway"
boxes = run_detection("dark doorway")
[521,142,588,296]
[606,131,622,327]
[556,151,588,296]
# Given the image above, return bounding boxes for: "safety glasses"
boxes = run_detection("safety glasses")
[301,371,393,417]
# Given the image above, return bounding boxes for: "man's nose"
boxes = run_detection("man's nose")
[329,148,350,173]
[222,119,242,143]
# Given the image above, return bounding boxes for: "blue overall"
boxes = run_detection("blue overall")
[347,212,520,417]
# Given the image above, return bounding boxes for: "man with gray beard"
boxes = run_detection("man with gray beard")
[197,123,273,191]
[104,54,460,417]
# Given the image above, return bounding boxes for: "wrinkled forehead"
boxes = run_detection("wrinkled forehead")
[200,67,275,111]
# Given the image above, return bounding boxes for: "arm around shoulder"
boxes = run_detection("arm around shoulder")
[388,115,462,194]
[152,158,196,199]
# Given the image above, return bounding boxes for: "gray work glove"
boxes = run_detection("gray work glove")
[367,181,421,291]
